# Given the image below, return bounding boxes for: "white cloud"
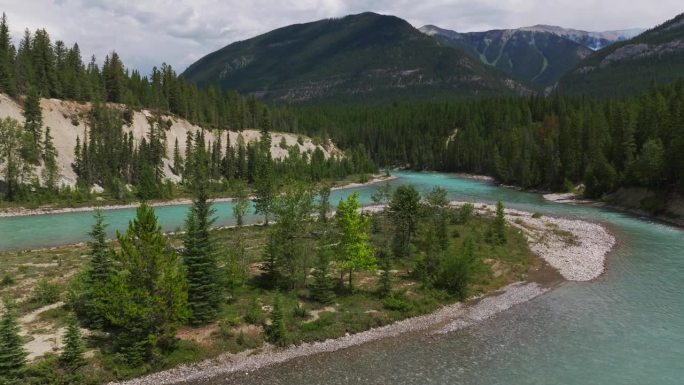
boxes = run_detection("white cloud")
[0,0,681,74]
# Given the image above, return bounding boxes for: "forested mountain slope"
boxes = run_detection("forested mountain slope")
[558,13,684,97]
[420,25,593,86]
[274,79,684,207]
[181,12,530,103]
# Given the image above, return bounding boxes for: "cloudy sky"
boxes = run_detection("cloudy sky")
[1,1,681,74]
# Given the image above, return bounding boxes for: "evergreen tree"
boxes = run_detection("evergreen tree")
[310,245,335,304]
[14,29,33,95]
[425,186,449,251]
[389,185,421,258]
[0,297,26,379]
[102,203,188,364]
[435,239,476,300]
[22,87,42,163]
[59,313,85,370]
[487,201,507,245]
[80,210,114,329]
[0,117,28,201]
[266,295,287,347]
[31,29,58,97]
[0,13,15,96]
[41,126,59,191]
[172,137,183,175]
[376,248,392,298]
[183,174,222,325]
[254,154,275,225]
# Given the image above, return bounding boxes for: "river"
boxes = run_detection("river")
[1,172,682,384]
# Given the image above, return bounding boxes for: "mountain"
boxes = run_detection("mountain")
[181,12,530,103]
[558,13,684,97]
[419,25,593,86]
[519,25,644,50]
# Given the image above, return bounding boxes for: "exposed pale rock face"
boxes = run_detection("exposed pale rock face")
[0,93,342,188]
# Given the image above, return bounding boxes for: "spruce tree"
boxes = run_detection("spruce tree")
[183,172,221,325]
[59,313,85,370]
[70,210,113,330]
[0,13,15,96]
[102,203,188,363]
[0,297,27,378]
[172,137,183,176]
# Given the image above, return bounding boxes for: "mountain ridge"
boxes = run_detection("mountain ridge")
[558,12,684,97]
[181,12,530,103]
[419,24,595,85]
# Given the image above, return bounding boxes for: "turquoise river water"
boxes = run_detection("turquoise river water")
[1,172,682,384]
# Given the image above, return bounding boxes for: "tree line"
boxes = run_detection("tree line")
[274,79,684,198]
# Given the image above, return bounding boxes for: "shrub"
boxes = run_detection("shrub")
[32,280,60,305]
[1,274,13,287]
[382,294,415,313]
[292,303,309,319]
[244,296,262,325]
[435,242,476,300]
[457,203,474,224]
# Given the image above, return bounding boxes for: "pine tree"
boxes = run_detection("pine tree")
[22,87,43,163]
[59,313,85,370]
[183,174,222,325]
[0,13,16,96]
[102,203,188,363]
[183,131,194,183]
[488,201,507,245]
[88,210,113,283]
[41,127,59,191]
[0,297,27,378]
[14,29,34,95]
[72,210,114,330]
[31,29,58,97]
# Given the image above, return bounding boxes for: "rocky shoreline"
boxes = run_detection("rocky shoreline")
[112,202,615,385]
